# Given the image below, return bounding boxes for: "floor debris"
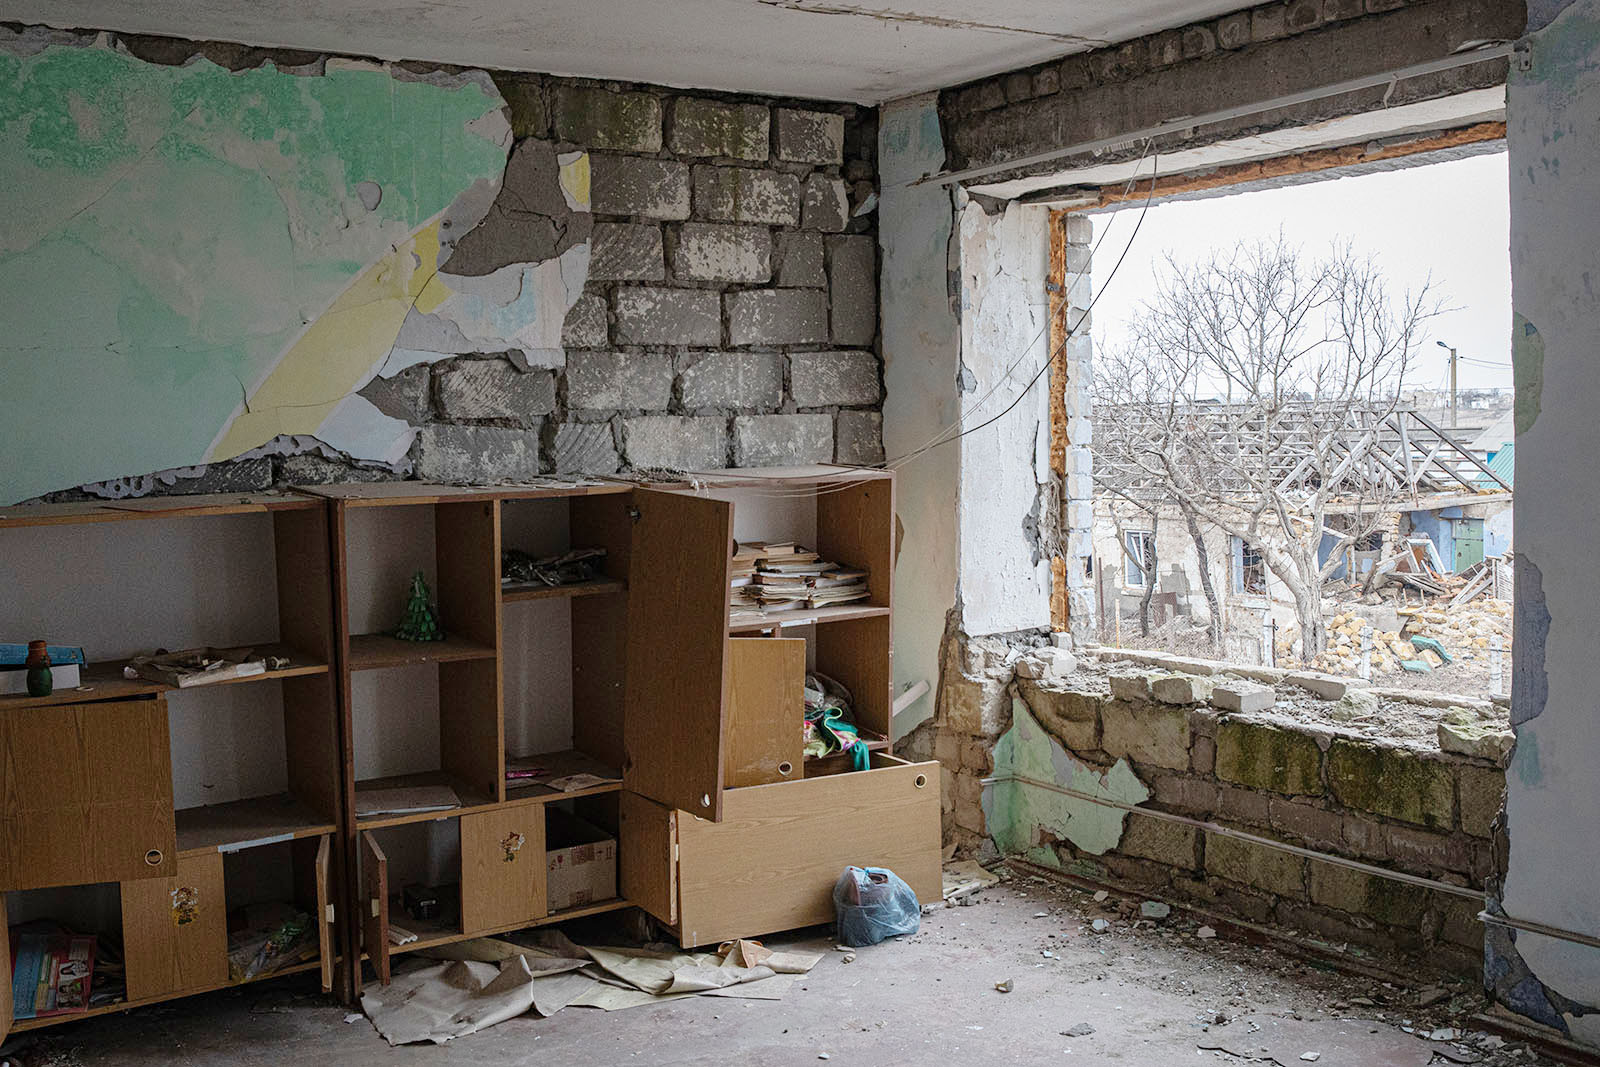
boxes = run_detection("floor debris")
[1197,1014,1483,1066]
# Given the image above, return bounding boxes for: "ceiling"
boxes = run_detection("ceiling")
[3,0,1246,103]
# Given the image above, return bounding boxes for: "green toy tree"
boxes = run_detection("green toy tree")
[395,570,443,642]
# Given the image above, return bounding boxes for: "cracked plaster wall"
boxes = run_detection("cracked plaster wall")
[3,26,882,504]
[1500,0,1600,1043]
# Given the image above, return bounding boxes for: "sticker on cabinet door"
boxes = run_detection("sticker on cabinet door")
[501,831,525,862]
[171,886,199,926]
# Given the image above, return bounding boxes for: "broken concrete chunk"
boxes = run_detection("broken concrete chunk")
[1283,671,1369,701]
[1013,647,1078,683]
[1108,672,1154,701]
[1437,713,1515,761]
[1327,689,1379,722]
[1139,901,1171,920]
[1211,682,1275,714]
[1150,674,1213,706]
[1061,1023,1096,1037]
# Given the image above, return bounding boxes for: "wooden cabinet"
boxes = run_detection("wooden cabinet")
[0,699,176,890]
[122,852,229,1000]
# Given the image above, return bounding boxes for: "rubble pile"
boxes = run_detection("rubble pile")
[1278,599,1511,678]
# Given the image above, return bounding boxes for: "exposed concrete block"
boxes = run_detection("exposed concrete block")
[1215,720,1324,796]
[551,421,619,475]
[669,98,770,160]
[693,165,801,225]
[733,413,833,466]
[826,234,876,346]
[1016,681,1099,751]
[673,222,771,283]
[588,222,665,281]
[1286,0,1323,31]
[1013,647,1078,682]
[561,292,609,349]
[801,173,849,232]
[1181,23,1218,58]
[1323,0,1364,19]
[1212,682,1275,714]
[358,364,432,424]
[621,415,727,470]
[774,231,826,288]
[1002,71,1035,103]
[1385,824,1471,874]
[1109,672,1154,701]
[1342,813,1389,858]
[565,350,673,411]
[1205,831,1305,897]
[1151,773,1219,815]
[1308,863,1426,926]
[413,424,543,482]
[552,86,662,152]
[1251,4,1289,41]
[1032,66,1061,97]
[1191,735,1216,775]
[1284,671,1368,700]
[278,453,392,485]
[591,155,691,219]
[495,75,548,138]
[1328,740,1454,829]
[1100,698,1191,770]
[613,287,721,346]
[1437,712,1515,762]
[1266,796,1342,849]
[678,351,783,409]
[775,108,845,165]
[790,350,880,407]
[1150,674,1213,706]
[435,360,555,426]
[1120,816,1199,870]
[1216,10,1251,48]
[725,289,828,346]
[1218,784,1271,825]
[834,410,884,465]
[1149,28,1185,67]
[1457,764,1505,838]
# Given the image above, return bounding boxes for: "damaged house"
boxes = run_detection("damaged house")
[0,0,1598,1063]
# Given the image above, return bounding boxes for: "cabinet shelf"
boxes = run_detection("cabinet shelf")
[728,603,890,634]
[501,577,626,603]
[0,644,328,710]
[347,633,496,671]
[353,770,497,830]
[175,794,336,856]
[504,748,623,803]
[387,898,630,957]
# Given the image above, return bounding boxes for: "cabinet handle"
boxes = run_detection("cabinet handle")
[144,848,164,866]
[778,762,794,777]
[913,774,928,789]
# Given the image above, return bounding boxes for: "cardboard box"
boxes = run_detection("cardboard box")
[546,809,616,912]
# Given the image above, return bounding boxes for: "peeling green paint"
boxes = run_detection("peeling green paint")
[1514,313,1545,435]
[983,695,1150,857]
[1512,726,1544,788]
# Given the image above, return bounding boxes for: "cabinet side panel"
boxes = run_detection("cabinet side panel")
[816,478,894,607]
[815,614,893,740]
[623,491,732,820]
[274,506,336,659]
[618,791,677,925]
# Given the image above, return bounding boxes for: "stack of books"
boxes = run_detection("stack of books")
[9,925,96,1019]
[728,541,871,616]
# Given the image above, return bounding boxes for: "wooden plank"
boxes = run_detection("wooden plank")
[502,577,626,603]
[460,807,547,934]
[637,466,893,488]
[503,748,622,801]
[569,493,633,768]
[329,501,363,1004]
[623,490,733,821]
[352,770,495,830]
[0,700,176,890]
[816,471,895,610]
[0,666,164,710]
[435,499,501,647]
[361,831,390,985]
[175,794,334,855]
[313,836,335,993]
[725,638,805,788]
[439,658,505,807]
[387,898,629,956]
[95,492,318,516]
[282,672,342,824]
[674,757,940,949]
[346,633,496,670]
[618,791,677,925]
[274,506,336,661]
[122,851,229,1000]
[0,891,10,1044]
[815,613,893,741]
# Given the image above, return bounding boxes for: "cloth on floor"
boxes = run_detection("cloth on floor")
[361,934,822,1044]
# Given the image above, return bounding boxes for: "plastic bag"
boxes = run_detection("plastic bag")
[833,866,921,947]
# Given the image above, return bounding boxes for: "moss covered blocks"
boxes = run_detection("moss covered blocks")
[1328,740,1454,830]
[1215,719,1324,797]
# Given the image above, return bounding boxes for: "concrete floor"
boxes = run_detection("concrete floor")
[3,874,1554,1067]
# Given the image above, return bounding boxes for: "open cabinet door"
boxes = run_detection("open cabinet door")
[619,790,678,925]
[360,832,390,987]
[623,489,733,821]
[726,638,805,787]
[315,836,334,994]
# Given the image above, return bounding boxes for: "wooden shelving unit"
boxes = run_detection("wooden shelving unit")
[2,468,942,1034]
[0,494,345,1039]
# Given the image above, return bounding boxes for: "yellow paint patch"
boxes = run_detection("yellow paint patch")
[207,220,448,462]
[559,154,590,211]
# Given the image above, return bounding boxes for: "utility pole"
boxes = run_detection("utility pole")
[1437,340,1458,429]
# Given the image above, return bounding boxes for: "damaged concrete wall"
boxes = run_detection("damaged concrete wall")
[937,0,1525,198]
[3,26,882,503]
[1500,0,1600,1043]
[956,201,1055,636]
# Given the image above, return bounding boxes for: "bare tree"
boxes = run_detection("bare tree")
[1094,234,1438,661]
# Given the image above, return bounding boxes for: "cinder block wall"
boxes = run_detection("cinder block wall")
[903,634,1506,976]
[25,30,883,499]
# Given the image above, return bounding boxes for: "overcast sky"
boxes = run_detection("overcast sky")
[1088,150,1512,393]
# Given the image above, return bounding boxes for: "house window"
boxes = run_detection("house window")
[1124,530,1156,588]
[1233,537,1266,595]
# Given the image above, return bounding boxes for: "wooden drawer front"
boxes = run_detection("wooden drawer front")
[122,852,229,1000]
[461,807,546,934]
[0,700,176,890]
[675,758,940,948]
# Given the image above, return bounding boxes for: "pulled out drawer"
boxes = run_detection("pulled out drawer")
[673,754,940,949]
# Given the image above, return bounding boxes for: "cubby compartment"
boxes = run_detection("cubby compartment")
[544,795,620,915]
[5,882,127,1027]
[220,836,336,991]
[337,495,502,826]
